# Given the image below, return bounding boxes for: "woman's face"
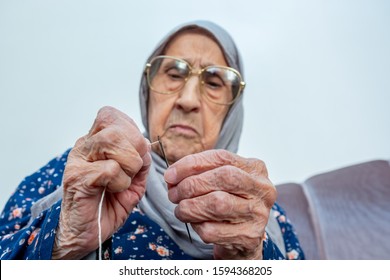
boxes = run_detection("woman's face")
[148,31,230,163]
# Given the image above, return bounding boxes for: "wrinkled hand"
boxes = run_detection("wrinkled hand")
[165,150,276,260]
[52,106,151,259]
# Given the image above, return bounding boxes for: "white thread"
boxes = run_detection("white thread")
[98,187,106,260]
[97,139,156,260]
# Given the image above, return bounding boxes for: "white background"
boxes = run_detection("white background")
[2,260,389,279]
[1,0,389,210]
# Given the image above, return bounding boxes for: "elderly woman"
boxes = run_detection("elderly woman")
[0,21,304,260]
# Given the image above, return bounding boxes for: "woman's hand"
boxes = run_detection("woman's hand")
[165,149,276,260]
[52,106,151,259]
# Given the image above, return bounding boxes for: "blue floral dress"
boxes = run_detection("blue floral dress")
[0,149,304,260]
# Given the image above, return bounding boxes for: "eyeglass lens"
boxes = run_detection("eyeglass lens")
[147,57,242,105]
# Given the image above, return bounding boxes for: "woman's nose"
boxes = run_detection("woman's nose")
[174,76,201,113]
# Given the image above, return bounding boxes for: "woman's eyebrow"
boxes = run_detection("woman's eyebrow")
[180,57,214,68]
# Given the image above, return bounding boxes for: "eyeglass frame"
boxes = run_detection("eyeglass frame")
[144,55,246,105]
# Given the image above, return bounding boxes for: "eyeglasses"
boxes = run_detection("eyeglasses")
[145,55,245,105]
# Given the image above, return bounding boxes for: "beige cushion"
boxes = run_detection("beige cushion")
[276,160,390,259]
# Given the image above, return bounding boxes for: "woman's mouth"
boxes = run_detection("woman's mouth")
[168,124,198,137]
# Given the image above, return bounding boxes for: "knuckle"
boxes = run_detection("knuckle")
[237,222,264,245]
[97,106,137,129]
[188,149,235,172]
[215,166,242,192]
[218,165,235,177]
[96,160,123,188]
[98,106,115,117]
[220,164,239,179]
[242,157,268,177]
[248,202,264,219]
[63,169,79,189]
[92,131,108,146]
[180,177,197,198]
[210,191,233,217]
[128,155,144,177]
[189,153,204,172]
[214,149,235,164]
[245,235,262,250]
[174,204,183,220]
[197,223,217,244]
[267,186,278,206]
[249,222,266,240]
[99,127,123,148]
[73,136,87,147]
[63,163,86,190]
[132,133,148,154]
[253,183,277,209]
[175,201,192,221]
[103,159,122,178]
[94,106,116,128]
[259,178,277,201]
[254,158,268,176]
[126,116,137,128]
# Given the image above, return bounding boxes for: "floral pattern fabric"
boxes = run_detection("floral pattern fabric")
[0,149,304,260]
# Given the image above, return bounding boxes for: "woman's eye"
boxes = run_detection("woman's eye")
[205,77,224,89]
[207,81,221,88]
[166,68,185,80]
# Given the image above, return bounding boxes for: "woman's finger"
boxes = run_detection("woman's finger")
[168,165,274,203]
[174,190,269,224]
[165,149,269,185]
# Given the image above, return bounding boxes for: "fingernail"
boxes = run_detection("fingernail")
[141,152,151,167]
[168,187,178,203]
[144,138,152,152]
[164,167,177,184]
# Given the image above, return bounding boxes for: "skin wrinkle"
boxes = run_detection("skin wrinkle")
[176,196,204,221]
[83,129,144,177]
[220,223,262,247]
[107,160,127,187]
[111,193,131,228]
[175,188,258,224]
[167,149,247,184]
[171,165,261,202]
[250,177,277,209]
[217,194,252,222]
[214,166,249,197]
[192,221,215,244]
[213,149,238,166]
[59,195,97,245]
[86,107,149,161]
[76,160,124,194]
[89,107,139,136]
[178,174,199,201]
[209,191,235,219]
[72,136,90,162]
[194,221,260,249]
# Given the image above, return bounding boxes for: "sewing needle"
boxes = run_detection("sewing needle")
[157,136,193,244]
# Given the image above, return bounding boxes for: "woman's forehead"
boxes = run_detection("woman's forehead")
[163,32,228,67]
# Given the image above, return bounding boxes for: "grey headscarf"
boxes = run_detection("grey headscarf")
[138,21,244,259]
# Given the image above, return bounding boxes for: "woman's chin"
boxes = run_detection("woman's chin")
[165,143,203,163]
